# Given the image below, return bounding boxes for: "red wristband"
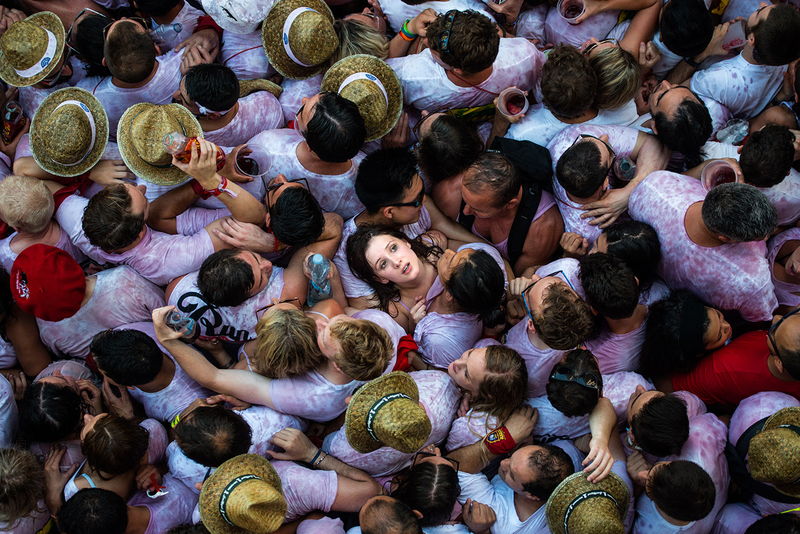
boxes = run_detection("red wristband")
[483,425,516,455]
[190,179,212,199]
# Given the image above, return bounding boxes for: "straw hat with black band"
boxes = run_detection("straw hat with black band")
[117,102,202,186]
[545,471,630,534]
[30,87,108,177]
[344,371,432,454]
[322,55,403,142]
[262,0,339,80]
[0,11,65,87]
[199,454,287,534]
[748,407,800,499]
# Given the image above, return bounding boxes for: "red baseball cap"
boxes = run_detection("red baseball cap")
[10,244,86,322]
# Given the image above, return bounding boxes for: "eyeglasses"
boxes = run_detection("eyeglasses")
[625,426,645,452]
[439,11,458,55]
[768,307,800,362]
[412,112,437,141]
[379,187,425,209]
[519,270,576,327]
[412,451,460,472]
[255,297,300,322]
[102,17,150,41]
[263,177,310,211]
[549,365,600,391]
[581,38,617,56]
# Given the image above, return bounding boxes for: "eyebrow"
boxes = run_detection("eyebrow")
[655,85,690,106]
[372,241,393,270]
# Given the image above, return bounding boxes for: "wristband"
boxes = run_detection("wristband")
[191,175,239,199]
[400,19,417,41]
[170,413,181,429]
[313,451,328,468]
[483,425,516,455]
[683,56,702,68]
[309,448,323,465]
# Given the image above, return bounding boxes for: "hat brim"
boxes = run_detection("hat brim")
[30,87,109,177]
[199,454,286,534]
[116,103,202,186]
[545,471,629,534]
[345,371,420,453]
[321,54,403,142]
[239,78,283,99]
[0,12,65,87]
[262,0,335,80]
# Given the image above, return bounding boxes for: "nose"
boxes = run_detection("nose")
[273,174,288,184]
[635,385,645,394]
[462,204,474,216]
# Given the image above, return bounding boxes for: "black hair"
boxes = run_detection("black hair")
[555,141,607,199]
[0,269,13,341]
[184,64,240,113]
[19,381,82,443]
[648,460,716,521]
[132,0,182,16]
[58,488,128,534]
[174,405,252,467]
[603,220,661,290]
[546,349,602,417]
[521,444,575,500]
[745,513,800,534]
[631,394,689,457]
[659,0,714,58]
[445,249,506,327]
[356,148,419,213]
[392,462,460,527]
[198,249,254,307]
[578,253,639,319]
[776,338,800,381]
[90,329,163,386]
[415,114,483,183]
[740,125,795,188]
[751,5,800,66]
[74,14,112,78]
[652,97,712,168]
[304,92,366,163]
[270,187,325,247]
[702,183,777,242]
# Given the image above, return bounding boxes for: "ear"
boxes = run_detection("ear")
[412,510,424,519]
[773,354,785,374]
[264,212,272,228]
[506,196,520,209]
[747,32,756,48]
[344,395,352,405]
[715,234,732,244]
[381,206,395,221]
[526,318,536,334]
[101,57,107,67]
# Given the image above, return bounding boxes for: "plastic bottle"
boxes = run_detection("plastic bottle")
[165,310,196,338]
[306,254,332,307]
[1,101,24,144]
[163,132,226,170]
[611,157,636,188]
[150,22,182,46]
[716,119,749,145]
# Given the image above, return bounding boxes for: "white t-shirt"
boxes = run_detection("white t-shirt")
[221,30,275,80]
[204,91,285,147]
[0,375,17,447]
[386,38,545,112]
[149,2,203,52]
[378,0,494,32]
[544,5,619,48]
[0,226,87,273]
[502,317,564,398]
[690,53,787,120]
[279,75,322,124]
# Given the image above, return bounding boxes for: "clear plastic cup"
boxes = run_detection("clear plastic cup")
[558,0,585,24]
[235,144,271,178]
[701,160,740,191]
[497,87,529,119]
[722,20,746,51]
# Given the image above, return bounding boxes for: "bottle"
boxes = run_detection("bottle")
[716,119,749,145]
[611,157,636,188]
[306,254,332,307]
[1,101,24,145]
[163,132,226,170]
[149,22,182,46]
[165,310,196,338]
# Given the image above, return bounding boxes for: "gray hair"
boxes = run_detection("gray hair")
[702,182,776,242]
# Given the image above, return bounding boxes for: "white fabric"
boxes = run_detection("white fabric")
[339,72,389,106]
[377,0,494,32]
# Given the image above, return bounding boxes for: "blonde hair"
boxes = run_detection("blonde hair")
[589,47,641,110]
[332,19,389,64]
[330,318,393,381]
[0,448,45,524]
[0,175,55,233]
[253,308,324,378]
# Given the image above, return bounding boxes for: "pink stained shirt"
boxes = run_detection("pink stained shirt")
[279,75,322,124]
[203,90,285,147]
[584,321,646,374]
[543,6,619,47]
[272,460,339,522]
[0,226,87,273]
[767,227,800,308]
[602,371,654,424]
[628,171,777,322]
[220,30,275,80]
[503,316,564,397]
[127,474,197,534]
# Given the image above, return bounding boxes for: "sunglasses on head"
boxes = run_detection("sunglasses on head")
[582,38,617,56]
[412,451,460,472]
[439,11,458,55]
[519,270,576,326]
[549,365,600,391]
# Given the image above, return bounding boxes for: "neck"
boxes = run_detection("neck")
[446,66,493,87]
[513,492,543,522]
[356,210,400,228]
[21,221,59,241]
[151,2,183,25]
[684,202,725,247]
[199,102,239,130]
[555,108,599,124]
[566,188,604,206]
[606,305,648,334]
[112,62,159,89]
[527,327,551,350]
[296,142,351,174]
[397,260,438,297]
[138,356,175,393]
[125,505,151,534]
[655,504,691,526]
[741,44,757,65]
[317,359,351,385]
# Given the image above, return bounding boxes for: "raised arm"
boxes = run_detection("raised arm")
[423,195,485,249]
[581,397,617,483]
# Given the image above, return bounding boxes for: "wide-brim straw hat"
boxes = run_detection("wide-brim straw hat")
[345,371,431,454]
[546,471,629,534]
[201,0,274,34]
[117,102,202,186]
[0,12,65,87]
[749,407,800,499]
[199,454,287,534]
[239,78,283,99]
[30,87,108,177]
[322,55,402,142]
[262,0,338,79]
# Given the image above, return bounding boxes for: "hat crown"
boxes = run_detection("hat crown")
[340,79,388,132]
[0,21,48,70]
[750,428,800,484]
[373,398,431,453]
[130,107,186,166]
[287,11,337,65]
[226,478,287,533]
[43,105,92,164]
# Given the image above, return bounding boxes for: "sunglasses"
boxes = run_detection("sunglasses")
[379,187,424,209]
[549,365,600,391]
[263,177,310,213]
[255,297,300,321]
[768,307,800,362]
[570,134,617,183]
[582,38,617,56]
[412,451,459,472]
[439,11,458,55]
[520,270,576,327]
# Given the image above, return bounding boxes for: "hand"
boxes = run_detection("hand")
[1,370,27,401]
[193,337,232,367]
[409,296,427,326]
[582,436,614,483]
[219,144,254,184]
[508,276,534,298]
[214,217,275,253]
[638,41,661,71]
[573,0,608,24]
[505,298,526,325]
[135,464,162,492]
[493,92,527,125]
[505,404,538,443]
[266,427,319,463]
[626,450,652,488]
[382,112,410,149]
[457,392,472,418]
[152,306,186,344]
[462,499,497,533]
[101,376,135,419]
[77,379,104,415]
[698,21,733,61]
[560,232,590,258]
[171,138,221,188]
[719,157,744,182]
[408,8,437,36]
[485,0,524,25]
[174,28,220,57]
[88,159,136,185]
[206,393,252,411]
[44,445,78,515]
[0,7,25,35]
[180,45,215,75]
[579,187,632,228]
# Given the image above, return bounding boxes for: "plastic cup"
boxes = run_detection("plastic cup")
[497,87,529,119]
[235,144,271,178]
[701,160,739,191]
[558,0,585,24]
[722,20,746,51]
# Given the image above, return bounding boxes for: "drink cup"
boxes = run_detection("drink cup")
[497,87,529,119]
[558,0,585,24]
[235,144,271,178]
[722,20,746,51]
[701,160,740,191]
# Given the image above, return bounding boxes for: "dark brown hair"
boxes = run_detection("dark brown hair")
[104,21,156,83]
[82,184,145,252]
[426,10,499,73]
[541,45,598,119]
[82,414,148,478]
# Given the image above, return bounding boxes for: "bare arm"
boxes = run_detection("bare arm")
[387,9,436,58]
[12,156,58,179]
[574,0,657,23]
[147,182,196,234]
[581,397,617,483]
[423,196,485,248]
[618,0,661,58]
[512,206,563,276]
[5,307,52,377]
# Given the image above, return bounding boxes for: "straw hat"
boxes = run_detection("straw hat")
[239,78,283,99]
[344,371,431,454]
[322,55,402,142]
[546,471,629,534]
[199,454,287,534]
[30,87,108,177]
[201,0,274,34]
[749,407,800,499]
[262,0,338,80]
[0,12,65,87]
[117,102,202,186]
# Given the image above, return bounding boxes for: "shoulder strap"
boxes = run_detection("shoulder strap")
[506,184,543,265]
[456,199,475,232]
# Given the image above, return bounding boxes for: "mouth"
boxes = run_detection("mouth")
[402,262,411,275]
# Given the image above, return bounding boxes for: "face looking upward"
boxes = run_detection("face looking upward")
[236,250,274,296]
[447,347,489,394]
[363,234,422,285]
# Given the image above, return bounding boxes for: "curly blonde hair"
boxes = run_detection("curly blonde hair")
[253,308,324,378]
[330,318,393,381]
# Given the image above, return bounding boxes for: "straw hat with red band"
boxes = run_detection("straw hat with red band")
[0,12,65,87]
[10,244,85,322]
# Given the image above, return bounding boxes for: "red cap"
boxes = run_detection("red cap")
[10,244,86,322]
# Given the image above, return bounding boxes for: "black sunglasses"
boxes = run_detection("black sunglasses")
[379,187,424,209]
[255,297,300,321]
[549,365,600,391]
[439,11,458,55]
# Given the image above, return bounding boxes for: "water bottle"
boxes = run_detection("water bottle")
[149,22,182,47]
[166,310,196,338]
[306,254,332,307]
[610,157,636,188]
[716,119,749,145]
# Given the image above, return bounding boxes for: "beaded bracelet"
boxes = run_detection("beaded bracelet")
[399,19,417,41]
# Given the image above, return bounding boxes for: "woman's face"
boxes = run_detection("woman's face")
[364,234,422,285]
[437,248,472,284]
[39,372,80,393]
[447,347,488,394]
[343,7,387,34]
[702,307,732,350]
[589,233,608,254]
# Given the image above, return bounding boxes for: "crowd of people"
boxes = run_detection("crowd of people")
[0,0,799,532]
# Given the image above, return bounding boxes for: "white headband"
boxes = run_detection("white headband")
[282,7,317,67]
[50,100,97,166]
[14,27,59,78]
[197,103,233,117]
[338,71,388,107]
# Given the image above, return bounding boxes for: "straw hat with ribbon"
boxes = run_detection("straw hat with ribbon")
[30,87,108,177]
[344,371,431,454]
[545,471,629,534]
[0,12,65,88]
[201,0,274,34]
[262,0,338,80]
[748,407,800,499]
[117,102,202,186]
[239,78,283,99]
[322,54,402,142]
[199,454,287,534]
